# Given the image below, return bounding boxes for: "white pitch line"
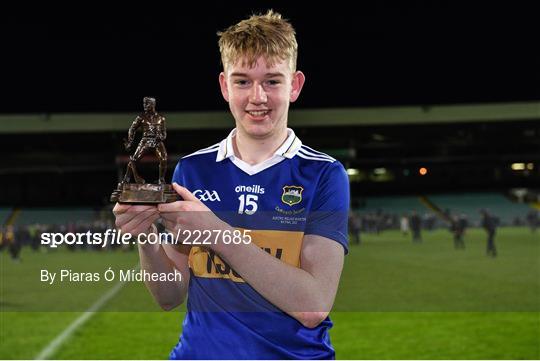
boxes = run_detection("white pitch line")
[35,266,138,360]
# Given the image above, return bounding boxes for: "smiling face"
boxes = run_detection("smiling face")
[219,56,305,141]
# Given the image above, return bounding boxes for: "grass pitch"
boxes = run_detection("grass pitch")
[1,227,539,359]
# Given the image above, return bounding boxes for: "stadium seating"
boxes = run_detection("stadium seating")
[356,195,430,216]
[356,192,532,227]
[0,208,12,224]
[426,192,530,225]
[14,208,98,225]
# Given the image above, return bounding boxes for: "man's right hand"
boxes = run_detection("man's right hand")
[113,203,160,236]
[115,203,190,310]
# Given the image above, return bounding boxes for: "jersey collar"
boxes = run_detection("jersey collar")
[215,128,303,176]
[216,128,302,162]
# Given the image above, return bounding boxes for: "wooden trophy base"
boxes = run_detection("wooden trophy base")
[110,183,179,204]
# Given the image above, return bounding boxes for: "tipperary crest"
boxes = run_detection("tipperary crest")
[281,186,304,206]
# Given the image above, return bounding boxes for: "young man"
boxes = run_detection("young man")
[114,10,349,359]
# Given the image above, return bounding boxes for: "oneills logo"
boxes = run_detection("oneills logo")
[281,186,303,206]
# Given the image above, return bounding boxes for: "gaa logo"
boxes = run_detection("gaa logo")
[193,189,221,202]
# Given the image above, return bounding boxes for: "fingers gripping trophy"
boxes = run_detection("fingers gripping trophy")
[110,97,179,204]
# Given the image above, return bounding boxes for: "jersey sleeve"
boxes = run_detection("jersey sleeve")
[172,161,185,185]
[304,161,350,254]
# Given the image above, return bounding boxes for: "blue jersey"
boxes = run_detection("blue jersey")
[169,129,349,360]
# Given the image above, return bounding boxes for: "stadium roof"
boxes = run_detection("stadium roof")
[1,102,538,133]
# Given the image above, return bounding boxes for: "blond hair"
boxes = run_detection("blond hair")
[217,10,298,71]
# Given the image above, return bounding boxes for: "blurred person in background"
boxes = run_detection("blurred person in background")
[6,225,22,262]
[410,210,422,243]
[480,209,497,257]
[450,214,467,250]
[526,209,538,233]
[400,213,409,237]
[348,210,361,245]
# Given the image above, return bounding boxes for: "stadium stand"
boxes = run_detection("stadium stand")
[0,208,13,224]
[426,192,531,226]
[354,192,533,229]
[357,195,429,215]
[14,208,98,225]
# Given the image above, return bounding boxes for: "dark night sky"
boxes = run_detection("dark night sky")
[1,2,538,113]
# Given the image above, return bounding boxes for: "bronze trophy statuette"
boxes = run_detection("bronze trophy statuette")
[110,97,179,204]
